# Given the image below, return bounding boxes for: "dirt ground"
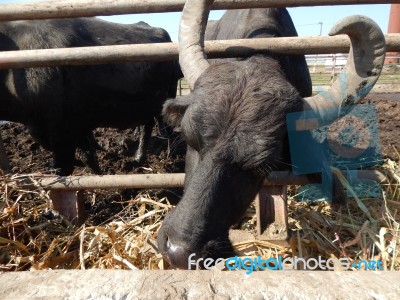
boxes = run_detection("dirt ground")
[0,123,186,176]
[0,120,187,224]
[362,92,400,160]
[0,92,399,224]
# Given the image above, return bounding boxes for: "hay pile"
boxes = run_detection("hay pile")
[1,159,399,271]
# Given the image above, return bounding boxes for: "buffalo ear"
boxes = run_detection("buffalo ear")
[162,95,194,131]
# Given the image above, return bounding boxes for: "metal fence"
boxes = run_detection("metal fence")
[0,0,398,227]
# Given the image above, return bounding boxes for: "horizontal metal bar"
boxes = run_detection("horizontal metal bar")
[205,34,400,56]
[18,170,387,190]
[0,35,399,69]
[35,173,186,190]
[0,43,176,69]
[0,0,398,21]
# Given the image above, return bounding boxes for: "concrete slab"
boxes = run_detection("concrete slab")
[1,270,399,300]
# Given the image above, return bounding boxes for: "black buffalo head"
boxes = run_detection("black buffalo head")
[158,0,386,269]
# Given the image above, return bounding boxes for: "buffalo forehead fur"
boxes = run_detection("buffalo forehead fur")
[164,55,303,174]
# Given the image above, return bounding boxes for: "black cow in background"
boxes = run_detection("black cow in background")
[157,0,385,269]
[0,18,181,175]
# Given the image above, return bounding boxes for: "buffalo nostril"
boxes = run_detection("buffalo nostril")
[165,239,192,269]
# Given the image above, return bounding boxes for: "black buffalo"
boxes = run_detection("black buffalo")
[158,0,385,269]
[0,18,181,175]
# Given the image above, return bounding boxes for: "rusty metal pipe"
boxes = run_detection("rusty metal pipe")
[0,0,398,21]
[0,35,399,70]
[17,170,387,190]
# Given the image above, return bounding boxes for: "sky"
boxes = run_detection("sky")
[99,5,391,40]
[0,1,392,41]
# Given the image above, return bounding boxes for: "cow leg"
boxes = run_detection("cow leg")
[51,139,76,176]
[79,132,102,174]
[134,120,154,164]
[28,125,75,174]
[0,132,11,174]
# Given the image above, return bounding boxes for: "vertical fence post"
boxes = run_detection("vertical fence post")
[255,185,289,245]
[330,54,337,84]
[50,190,85,226]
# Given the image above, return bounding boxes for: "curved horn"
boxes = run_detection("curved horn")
[179,0,213,90]
[303,15,386,125]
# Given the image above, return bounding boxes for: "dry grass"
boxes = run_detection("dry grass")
[1,157,399,272]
